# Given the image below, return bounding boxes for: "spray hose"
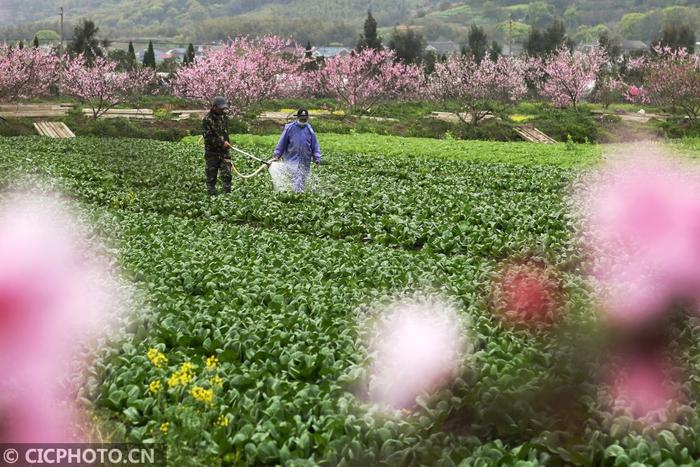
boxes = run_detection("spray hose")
[230,161,271,179]
[197,137,276,179]
[229,146,276,180]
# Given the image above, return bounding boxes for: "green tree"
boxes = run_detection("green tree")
[388,28,425,64]
[68,19,104,65]
[357,10,382,51]
[525,28,544,56]
[564,6,580,30]
[143,40,156,69]
[18,40,24,49]
[489,40,502,61]
[526,1,554,29]
[35,30,60,43]
[158,57,179,74]
[127,41,137,69]
[468,25,488,63]
[656,23,696,53]
[183,43,196,65]
[303,40,318,71]
[599,30,622,61]
[544,20,571,51]
[423,49,437,76]
[498,20,532,46]
[525,20,571,57]
[108,49,132,71]
[481,1,504,21]
[619,11,664,43]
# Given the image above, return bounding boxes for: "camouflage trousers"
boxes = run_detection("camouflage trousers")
[205,152,232,196]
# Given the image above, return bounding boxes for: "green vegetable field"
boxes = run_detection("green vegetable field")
[3,135,700,466]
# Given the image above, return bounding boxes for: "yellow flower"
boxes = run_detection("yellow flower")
[147,348,167,368]
[179,362,194,384]
[167,362,195,388]
[167,373,179,388]
[148,379,162,394]
[159,422,169,434]
[210,375,223,387]
[510,114,533,123]
[206,355,219,371]
[215,415,230,427]
[191,386,214,405]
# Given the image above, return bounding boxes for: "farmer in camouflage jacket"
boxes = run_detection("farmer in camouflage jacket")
[202,96,232,196]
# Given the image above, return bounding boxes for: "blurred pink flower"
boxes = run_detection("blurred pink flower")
[610,355,677,421]
[490,261,561,327]
[0,193,121,442]
[581,154,700,324]
[367,296,469,410]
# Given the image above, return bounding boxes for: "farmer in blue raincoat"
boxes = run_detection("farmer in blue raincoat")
[273,109,322,192]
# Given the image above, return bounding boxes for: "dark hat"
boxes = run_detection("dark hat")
[212,96,229,110]
[296,109,309,119]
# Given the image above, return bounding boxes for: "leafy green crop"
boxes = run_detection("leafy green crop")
[1,135,699,466]
[231,133,601,167]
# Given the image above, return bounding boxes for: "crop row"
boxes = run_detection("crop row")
[0,137,588,265]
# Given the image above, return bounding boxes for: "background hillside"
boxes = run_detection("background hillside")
[3,0,700,47]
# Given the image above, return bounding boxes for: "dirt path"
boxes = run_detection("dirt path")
[602,111,662,144]
[596,109,673,162]
[601,141,672,164]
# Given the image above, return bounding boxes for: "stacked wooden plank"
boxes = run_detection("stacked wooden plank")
[257,111,295,123]
[360,116,399,122]
[514,126,557,144]
[172,109,207,120]
[33,121,75,138]
[82,108,155,120]
[256,110,348,123]
[0,103,74,119]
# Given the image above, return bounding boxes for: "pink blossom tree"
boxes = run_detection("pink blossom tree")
[62,55,157,119]
[172,36,303,117]
[626,46,700,121]
[533,47,608,110]
[0,44,60,102]
[314,48,423,114]
[428,55,528,125]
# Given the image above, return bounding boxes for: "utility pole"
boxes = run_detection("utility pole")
[59,6,64,58]
[509,15,513,57]
[59,6,64,95]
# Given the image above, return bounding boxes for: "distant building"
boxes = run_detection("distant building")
[163,48,187,61]
[621,40,648,54]
[426,41,459,56]
[139,48,169,64]
[314,46,350,58]
[577,43,598,53]
[38,44,58,53]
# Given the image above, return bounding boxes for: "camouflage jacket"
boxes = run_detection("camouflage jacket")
[202,111,230,155]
